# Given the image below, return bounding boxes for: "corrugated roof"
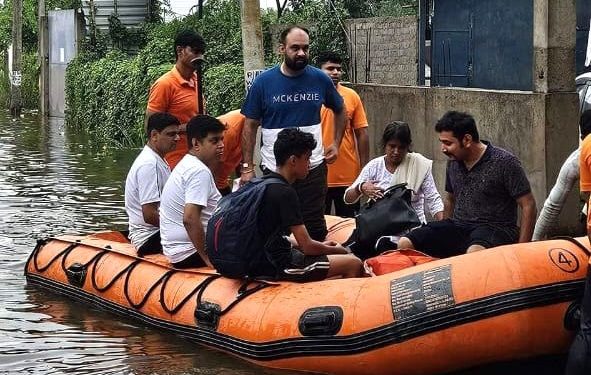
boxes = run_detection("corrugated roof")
[81,0,149,31]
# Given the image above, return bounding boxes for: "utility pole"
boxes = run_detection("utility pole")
[38,0,49,117]
[240,0,265,94]
[10,0,22,117]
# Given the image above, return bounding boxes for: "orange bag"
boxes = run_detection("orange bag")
[364,249,437,276]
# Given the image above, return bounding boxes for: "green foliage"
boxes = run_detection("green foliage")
[339,0,418,18]
[279,1,350,69]
[0,51,8,108]
[65,51,152,146]
[144,0,243,67]
[378,0,418,17]
[0,0,38,52]
[21,51,39,108]
[204,63,245,117]
[0,51,39,109]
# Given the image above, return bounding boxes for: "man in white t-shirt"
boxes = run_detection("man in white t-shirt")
[160,115,225,268]
[125,112,180,256]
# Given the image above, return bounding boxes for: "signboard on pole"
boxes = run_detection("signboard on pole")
[245,69,264,94]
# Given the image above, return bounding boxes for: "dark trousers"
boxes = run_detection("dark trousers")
[264,162,328,241]
[172,252,207,269]
[325,186,359,218]
[566,269,591,375]
[137,231,162,257]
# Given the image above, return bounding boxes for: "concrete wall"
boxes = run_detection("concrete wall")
[348,83,582,235]
[345,16,417,85]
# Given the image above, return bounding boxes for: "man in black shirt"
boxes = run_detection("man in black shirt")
[254,128,363,281]
[397,111,537,257]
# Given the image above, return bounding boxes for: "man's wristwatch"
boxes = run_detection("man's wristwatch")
[240,162,254,174]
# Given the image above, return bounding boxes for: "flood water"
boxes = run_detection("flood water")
[0,112,568,374]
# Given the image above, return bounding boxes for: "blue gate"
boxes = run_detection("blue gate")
[577,0,591,74]
[431,0,533,91]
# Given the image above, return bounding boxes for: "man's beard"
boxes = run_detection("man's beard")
[284,55,308,71]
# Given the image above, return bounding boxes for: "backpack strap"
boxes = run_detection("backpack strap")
[256,174,288,187]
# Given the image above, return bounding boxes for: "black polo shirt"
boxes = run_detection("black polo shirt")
[445,141,531,226]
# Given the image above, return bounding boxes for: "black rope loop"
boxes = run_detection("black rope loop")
[33,242,79,273]
[91,252,140,292]
[162,274,222,315]
[219,281,271,317]
[60,244,107,276]
[123,268,175,310]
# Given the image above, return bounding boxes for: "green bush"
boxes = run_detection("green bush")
[21,51,39,109]
[0,51,39,110]
[204,63,245,117]
[0,52,8,108]
[65,50,148,146]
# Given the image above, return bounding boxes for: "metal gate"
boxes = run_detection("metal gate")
[577,0,591,74]
[48,9,80,118]
[431,0,533,91]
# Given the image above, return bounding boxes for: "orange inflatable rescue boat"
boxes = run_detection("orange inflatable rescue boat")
[25,216,590,375]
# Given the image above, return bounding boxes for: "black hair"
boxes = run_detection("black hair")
[316,51,342,67]
[435,111,480,142]
[174,29,206,59]
[581,109,591,139]
[146,112,180,138]
[279,26,310,45]
[186,115,225,149]
[381,121,412,149]
[274,128,317,166]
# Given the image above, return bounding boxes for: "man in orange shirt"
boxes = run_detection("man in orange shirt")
[215,110,245,195]
[318,51,369,217]
[146,30,206,169]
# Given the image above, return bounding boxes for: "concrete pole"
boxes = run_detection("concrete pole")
[533,0,576,93]
[240,0,265,94]
[38,0,49,117]
[10,0,22,117]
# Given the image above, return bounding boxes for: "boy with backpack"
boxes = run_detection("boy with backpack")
[207,128,363,281]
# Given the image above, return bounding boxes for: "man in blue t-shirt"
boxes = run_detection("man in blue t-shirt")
[240,26,346,241]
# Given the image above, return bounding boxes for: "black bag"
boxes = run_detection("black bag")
[351,183,421,257]
[206,176,286,278]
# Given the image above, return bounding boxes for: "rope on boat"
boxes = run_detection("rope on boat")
[122,268,175,310]
[31,238,276,320]
[91,251,140,292]
[158,272,221,315]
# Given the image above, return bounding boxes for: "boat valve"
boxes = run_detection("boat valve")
[195,301,221,331]
[65,262,87,288]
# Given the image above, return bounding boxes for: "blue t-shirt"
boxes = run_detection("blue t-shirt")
[241,65,344,170]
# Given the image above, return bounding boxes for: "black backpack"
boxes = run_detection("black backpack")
[206,176,286,278]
